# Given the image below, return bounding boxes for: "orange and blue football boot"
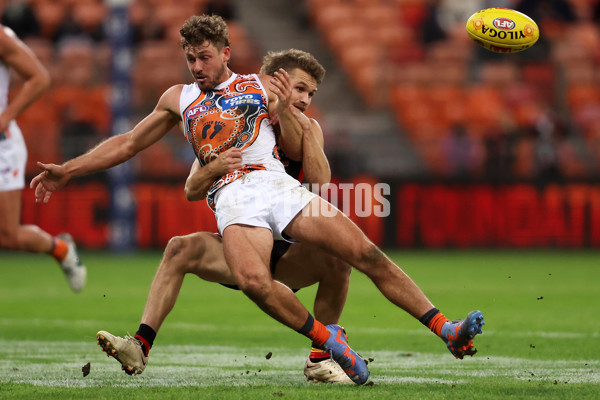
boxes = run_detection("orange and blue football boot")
[321,324,369,385]
[441,310,485,359]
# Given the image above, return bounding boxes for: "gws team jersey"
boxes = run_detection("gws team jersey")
[179,73,286,209]
[0,58,9,112]
[0,55,28,192]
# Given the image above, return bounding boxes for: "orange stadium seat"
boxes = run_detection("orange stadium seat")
[131,40,188,111]
[308,0,346,25]
[464,86,506,134]
[135,140,188,179]
[388,39,425,65]
[226,21,261,74]
[411,126,448,175]
[54,38,96,86]
[16,91,61,174]
[389,84,428,110]
[376,23,416,48]
[567,85,600,110]
[361,1,400,28]
[396,0,428,30]
[429,85,464,105]
[71,0,107,37]
[31,1,67,39]
[351,63,387,107]
[427,40,473,65]
[324,23,370,60]
[430,85,467,128]
[521,63,555,100]
[391,63,433,86]
[338,43,383,105]
[478,62,520,89]
[154,2,189,42]
[51,85,111,135]
[513,137,535,179]
[563,59,595,85]
[312,3,357,34]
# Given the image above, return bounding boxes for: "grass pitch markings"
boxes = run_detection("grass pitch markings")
[1,340,598,387]
[2,318,596,340]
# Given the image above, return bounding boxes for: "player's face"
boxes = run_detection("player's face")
[287,68,318,112]
[185,42,231,91]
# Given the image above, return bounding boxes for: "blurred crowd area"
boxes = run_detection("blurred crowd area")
[3,0,261,180]
[3,0,600,182]
[310,0,600,181]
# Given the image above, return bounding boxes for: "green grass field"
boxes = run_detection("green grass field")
[1,249,599,399]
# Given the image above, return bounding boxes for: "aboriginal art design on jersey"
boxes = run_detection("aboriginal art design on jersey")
[182,74,270,209]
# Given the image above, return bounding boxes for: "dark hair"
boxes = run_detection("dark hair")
[260,49,326,84]
[180,15,230,50]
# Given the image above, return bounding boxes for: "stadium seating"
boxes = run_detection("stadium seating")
[6,0,600,181]
[8,0,263,181]
[307,0,600,179]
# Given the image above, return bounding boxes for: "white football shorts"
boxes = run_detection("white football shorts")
[213,169,317,240]
[0,121,27,192]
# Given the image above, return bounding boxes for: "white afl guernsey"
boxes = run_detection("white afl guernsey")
[178,73,316,238]
[179,73,286,208]
[0,58,27,191]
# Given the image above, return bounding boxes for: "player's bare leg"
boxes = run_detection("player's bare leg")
[222,224,369,384]
[98,232,232,374]
[0,190,55,252]
[285,197,434,317]
[275,243,353,383]
[0,189,86,292]
[284,197,484,359]
[140,232,233,332]
[275,243,350,325]
[223,225,310,327]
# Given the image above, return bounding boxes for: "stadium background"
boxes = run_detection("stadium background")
[3,0,600,250]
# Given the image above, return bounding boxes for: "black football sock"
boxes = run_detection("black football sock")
[134,323,156,356]
[419,307,440,327]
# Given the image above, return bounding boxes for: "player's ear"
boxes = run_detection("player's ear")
[221,46,231,63]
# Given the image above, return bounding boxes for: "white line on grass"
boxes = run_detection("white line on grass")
[0,340,598,387]
[2,318,597,339]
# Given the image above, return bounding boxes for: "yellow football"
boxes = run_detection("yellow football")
[466,8,539,53]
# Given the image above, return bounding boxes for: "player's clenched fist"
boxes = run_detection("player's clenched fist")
[211,147,242,175]
[184,147,243,201]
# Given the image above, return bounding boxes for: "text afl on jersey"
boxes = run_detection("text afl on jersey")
[186,105,208,118]
[222,93,262,110]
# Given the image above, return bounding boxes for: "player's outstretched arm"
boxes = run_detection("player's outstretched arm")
[0,25,50,132]
[30,85,183,203]
[185,147,242,201]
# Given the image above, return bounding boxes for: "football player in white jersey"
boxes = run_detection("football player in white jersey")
[31,15,483,385]
[0,24,86,292]
[95,49,354,383]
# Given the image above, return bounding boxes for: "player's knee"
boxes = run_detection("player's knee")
[324,255,351,281]
[237,273,271,300]
[164,236,184,260]
[0,229,18,249]
[163,235,198,273]
[354,241,385,269]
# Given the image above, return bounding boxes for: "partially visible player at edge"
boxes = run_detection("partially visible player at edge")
[0,24,86,292]
[31,15,484,384]
[96,48,354,383]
